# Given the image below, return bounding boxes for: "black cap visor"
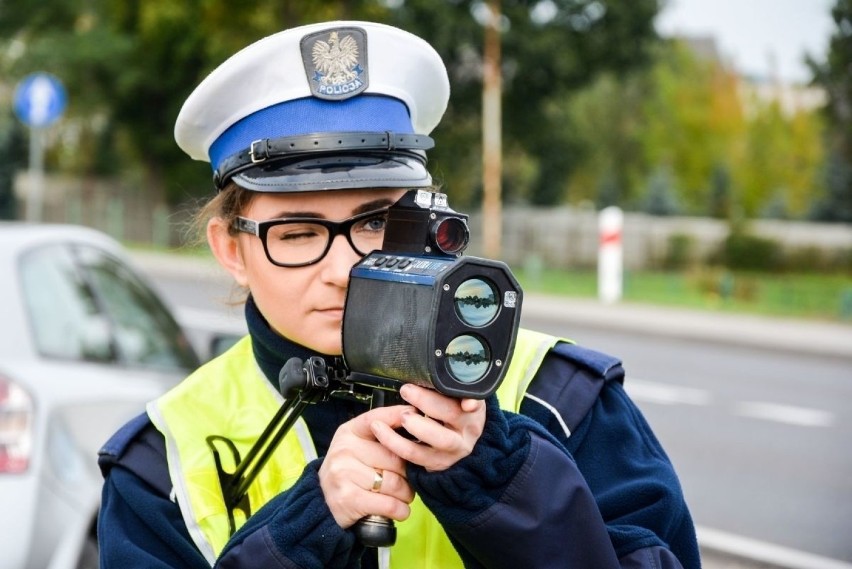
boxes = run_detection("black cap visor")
[231,152,431,192]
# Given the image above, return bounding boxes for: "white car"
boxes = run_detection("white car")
[0,222,200,569]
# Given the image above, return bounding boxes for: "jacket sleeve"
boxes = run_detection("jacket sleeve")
[406,344,700,569]
[98,420,362,569]
[407,400,623,568]
[99,466,212,568]
[216,460,364,569]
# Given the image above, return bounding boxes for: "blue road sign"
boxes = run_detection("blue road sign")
[13,72,67,128]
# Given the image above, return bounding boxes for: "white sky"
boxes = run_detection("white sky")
[655,0,836,84]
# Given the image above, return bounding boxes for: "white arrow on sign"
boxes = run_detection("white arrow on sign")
[14,72,67,128]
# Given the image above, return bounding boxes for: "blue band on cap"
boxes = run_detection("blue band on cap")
[209,95,413,170]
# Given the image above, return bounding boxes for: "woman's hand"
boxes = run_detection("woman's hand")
[371,383,487,472]
[318,405,416,529]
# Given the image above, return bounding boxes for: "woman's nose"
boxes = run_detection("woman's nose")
[321,233,361,284]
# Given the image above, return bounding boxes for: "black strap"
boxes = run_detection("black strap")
[119,424,172,496]
[99,416,172,497]
[214,131,434,189]
[521,342,625,449]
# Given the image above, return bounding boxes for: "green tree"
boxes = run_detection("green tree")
[809,0,852,222]
[735,94,824,219]
[566,71,648,208]
[811,148,852,221]
[565,35,825,218]
[642,164,680,215]
[596,170,623,209]
[0,111,25,219]
[640,40,747,214]
[708,162,732,218]
[564,39,746,214]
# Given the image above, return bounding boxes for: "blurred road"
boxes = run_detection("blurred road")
[132,251,852,569]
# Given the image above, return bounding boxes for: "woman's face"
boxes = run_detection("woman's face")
[214,188,406,355]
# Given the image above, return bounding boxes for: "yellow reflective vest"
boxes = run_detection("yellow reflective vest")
[148,328,560,567]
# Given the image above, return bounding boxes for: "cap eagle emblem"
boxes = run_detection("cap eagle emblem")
[303,28,368,100]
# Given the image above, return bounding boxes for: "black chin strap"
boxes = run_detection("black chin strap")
[213,131,434,189]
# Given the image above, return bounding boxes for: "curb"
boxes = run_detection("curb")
[697,527,852,569]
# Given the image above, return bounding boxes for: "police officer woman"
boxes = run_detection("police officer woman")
[98,21,700,569]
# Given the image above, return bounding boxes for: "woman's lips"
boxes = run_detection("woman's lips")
[316,307,344,319]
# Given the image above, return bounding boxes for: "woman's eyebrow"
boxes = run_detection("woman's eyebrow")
[352,198,395,215]
[268,198,396,220]
[270,210,322,219]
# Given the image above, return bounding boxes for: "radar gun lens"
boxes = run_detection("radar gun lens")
[445,334,490,383]
[453,278,499,327]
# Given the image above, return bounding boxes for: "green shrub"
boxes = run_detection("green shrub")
[784,246,830,273]
[663,233,695,270]
[720,231,782,271]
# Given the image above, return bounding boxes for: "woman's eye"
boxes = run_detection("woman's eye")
[357,215,387,233]
[281,231,315,241]
[273,224,322,242]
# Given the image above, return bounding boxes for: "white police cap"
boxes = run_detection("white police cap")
[174,21,450,192]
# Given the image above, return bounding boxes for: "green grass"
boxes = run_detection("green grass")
[514,267,852,322]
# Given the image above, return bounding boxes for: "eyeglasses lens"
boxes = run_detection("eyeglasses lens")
[263,211,387,266]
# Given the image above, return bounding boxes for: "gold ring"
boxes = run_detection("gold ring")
[371,469,384,493]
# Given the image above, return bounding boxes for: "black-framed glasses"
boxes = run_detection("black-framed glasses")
[233,208,389,267]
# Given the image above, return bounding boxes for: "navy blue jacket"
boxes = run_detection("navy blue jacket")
[98,302,699,568]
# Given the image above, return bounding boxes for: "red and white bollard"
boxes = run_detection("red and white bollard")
[597,206,623,304]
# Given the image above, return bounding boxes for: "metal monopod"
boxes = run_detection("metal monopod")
[207,356,399,548]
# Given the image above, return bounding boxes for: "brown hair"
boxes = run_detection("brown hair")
[187,181,257,303]
[188,181,256,246]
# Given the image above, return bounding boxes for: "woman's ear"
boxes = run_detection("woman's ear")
[207,217,249,287]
